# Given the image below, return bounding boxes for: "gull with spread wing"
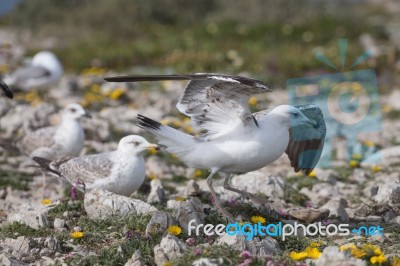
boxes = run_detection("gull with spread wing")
[33,135,160,196]
[105,74,327,220]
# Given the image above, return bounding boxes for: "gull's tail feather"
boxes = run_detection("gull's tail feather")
[32,157,60,175]
[137,114,195,157]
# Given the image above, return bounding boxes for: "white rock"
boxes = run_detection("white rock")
[147,179,165,204]
[184,179,200,197]
[245,237,281,256]
[167,199,181,210]
[192,258,224,266]
[373,181,400,206]
[53,218,65,230]
[176,198,205,232]
[146,211,175,235]
[231,171,284,199]
[84,188,157,219]
[0,236,31,260]
[313,246,366,266]
[0,253,25,266]
[320,198,349,222]
[153,245,168,266]
[160,234,187,260]
[216,233,246,249]
[124,250,143,266]
[7,202,51,229]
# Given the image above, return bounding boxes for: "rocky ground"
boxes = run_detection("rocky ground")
[1,68,400,266]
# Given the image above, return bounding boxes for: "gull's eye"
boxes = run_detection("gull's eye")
[131,141,140,146]
[291,112,299,117]
[70,108,77,113]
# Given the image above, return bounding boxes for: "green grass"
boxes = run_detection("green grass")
[0,167,33,191]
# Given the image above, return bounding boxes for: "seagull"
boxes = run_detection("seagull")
[3,51,63,91]
[0,78,13,98]
[2,103,91,160]
[105,74,326,220]
[33,135,160,196]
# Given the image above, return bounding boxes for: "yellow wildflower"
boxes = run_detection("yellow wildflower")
[362,243,382,255]
[194,169,203,177]
[110,88,125,100]
[183,117,191,123]
[351,247,366,258]
[71,231,84,239]
[289,251,308,260]
[248,96,258,106]
[363,140,375,147]
[305,247,321,259]
[167,225,182,236]
[349,160,359,168]
[309,241,320,248]
[352,154,362,160]
[41,199,52,205]
[340,243,357,252]
[175,196,186,202]
[251,215,266,224]
[392,256,400,266]
[370,254,387,264]
[162,262,171,266]
[308,170,317,177]
[90,84,100,93]
[371,165,382,172]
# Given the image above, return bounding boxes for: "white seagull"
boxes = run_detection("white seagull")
[3,103,91,160]
[0,78,13,98]
[3,51,63,91]
[33,135,160,196]
[105,74,327,219]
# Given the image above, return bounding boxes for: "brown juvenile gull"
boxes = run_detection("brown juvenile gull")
[34,135,160,196]
[0,78,13,98]
[2,103,91,160]
[105,73,327,220]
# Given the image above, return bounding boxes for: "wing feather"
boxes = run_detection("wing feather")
[106,73,271,140]
[55,153,114,186]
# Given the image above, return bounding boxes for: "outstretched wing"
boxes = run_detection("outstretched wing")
[105,74,271,140]
[285,104,326,175]
[56,153,114,187]
[0,79,13,98]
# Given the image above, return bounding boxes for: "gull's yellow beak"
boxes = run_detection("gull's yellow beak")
[147,143,161,151]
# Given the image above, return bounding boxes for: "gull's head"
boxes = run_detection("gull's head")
[62,103,91,120]
[270,105,316,128]
[118,135,160,155]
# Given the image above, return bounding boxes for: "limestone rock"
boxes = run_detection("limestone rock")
[147,179,165,204]
[7,202,51,229]
[146,211,176,235]
[84,188,157,219]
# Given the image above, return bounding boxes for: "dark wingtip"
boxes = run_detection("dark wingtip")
[0,80,13,99]
[136,114,162,131]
